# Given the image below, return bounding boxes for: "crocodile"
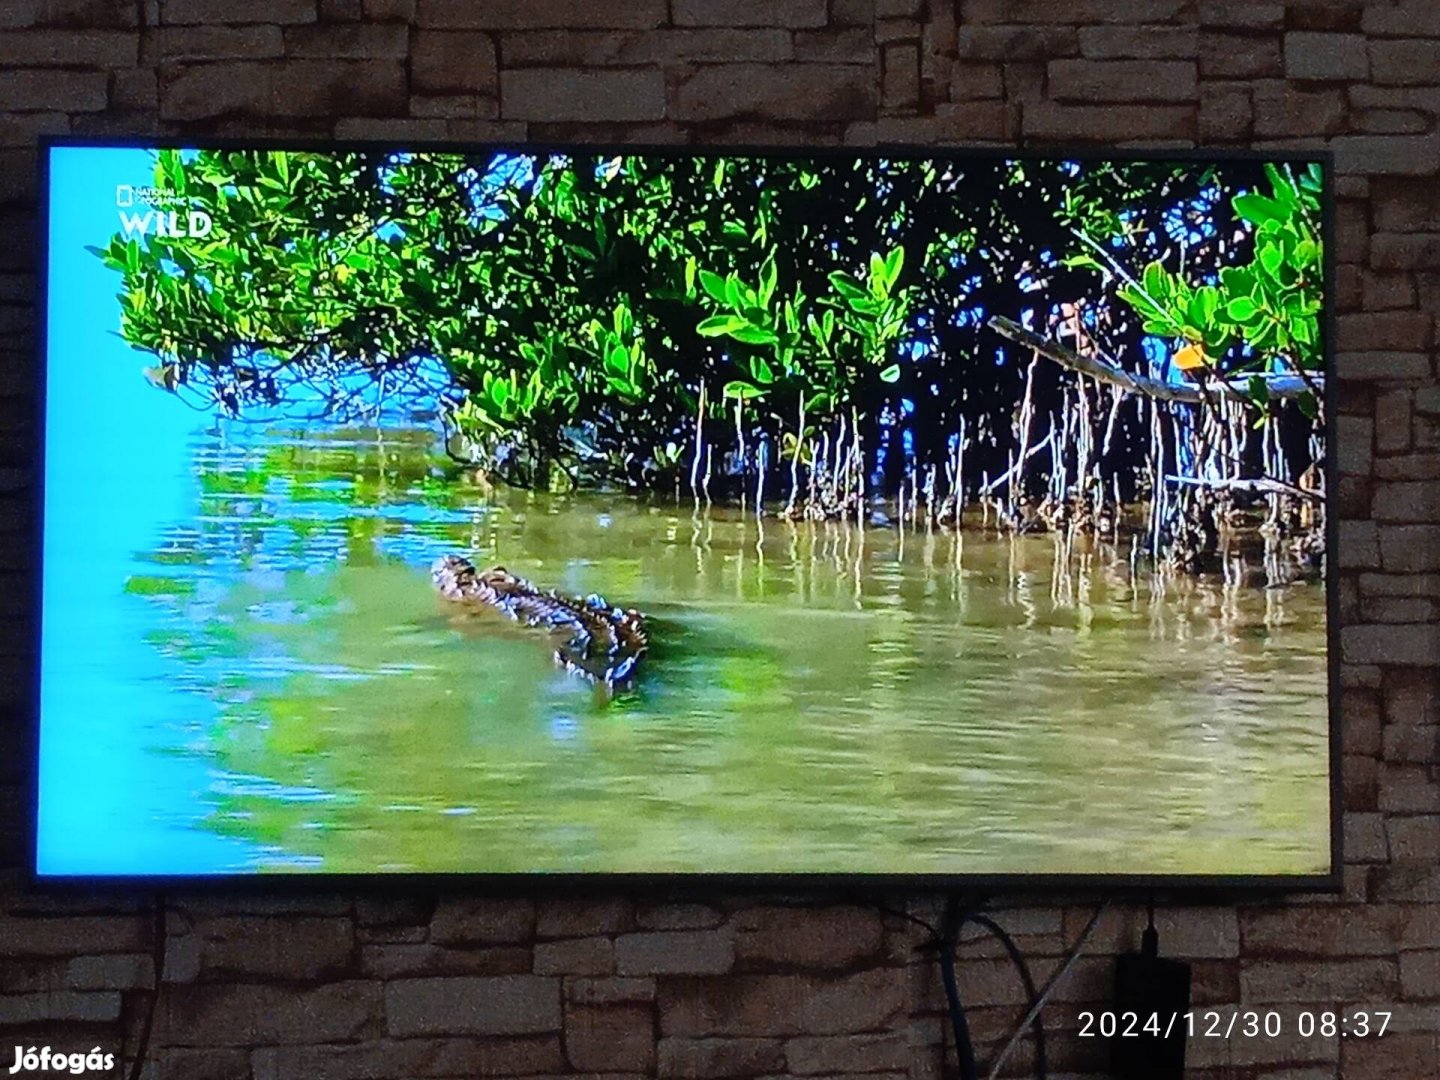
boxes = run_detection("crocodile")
[431,555,648,690]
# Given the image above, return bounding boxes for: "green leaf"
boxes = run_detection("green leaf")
[698,269,728,304]
[1259,243,1284,278]
[1292,238,1318,269]
[1234,193,1288,226]
[884,246,904,288]
[758,256,777,306]
[696,314,748,336]
[722,380,764,400]
[1142,261,1167,300]
[724,276,744,310]
[749,355,774,384]
[684,256,697,297]
[1226,296,1259,321]
[1248,374,1270,408]
[828,271,866,302]
[730,324,779,345]
[1191,286,1220,327]
[1297,390,1318,420]
[879,364,901,383]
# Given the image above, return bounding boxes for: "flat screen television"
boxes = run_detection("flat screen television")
[33,139,1338,885]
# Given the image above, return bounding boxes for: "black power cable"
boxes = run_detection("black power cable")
[937,896,981,1080]
[888,895,1048,1080]
[125,896,166,1080]
[965,913,1047,1080]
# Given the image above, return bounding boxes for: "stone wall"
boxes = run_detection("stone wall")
[1,1,1437,1077]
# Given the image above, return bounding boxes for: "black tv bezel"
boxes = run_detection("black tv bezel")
[28,136,1342,895]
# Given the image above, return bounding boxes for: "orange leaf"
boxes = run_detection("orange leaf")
[1173,343,1208,371]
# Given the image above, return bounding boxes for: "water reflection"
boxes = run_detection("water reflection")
[119,423,1328,876]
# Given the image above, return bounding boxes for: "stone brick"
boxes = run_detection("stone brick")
[785,1032,909,1074]
[947,61,1003,100]
[882,44,919,110]
[1371,233,1440,270]
[165,982,381,1046]
[734,906,883,970]
[1389,816,1440,861]
[283,22,410,57]
[955,26,1078,61]
[1400,951,1440,1000]
[193,916,354,980]
[1240,959,1398,1002]
[364,0,414,18]
[333,116,449,139]
[0,916,146,957]
[151,1049,249,1080]
[419,0,666,28]
[1338,312,1434,352]
[253,1035,565,1079]
[1332,134,1440,177]
[431,898,534,945]
[1076,26,1196,59]
[1337,415,1374,477]
[1253,83,1346,136]
[162,0,317,23]
[660,970,902,1037]
[360,943,531,978]
[1200,32,1283,78]
[1362,271,1418,310]
[657,1035,784,1076]
[1344,812,1389,863]
[412,31,497,94]
[0,29,136,66]
[566,976,656,1005]
[636,904,723,931]
[505,28,793,66]
[1363,1,1440,36]
[1371,39,1440,87]
[787,28,872,64]
[1241,906,1414,957]
[1285,32,1368,81]
[535,899,633,939]
[1200,2,1284,29]
[161,60,405,119]
[149,25,285,61]
[355,896,432,928]
[672,0,827,28]
[63,953,152,990]
[1048,59,1196,102]
[1341,624,1440,666]
[962,0,1190,22]
[565,1002,654,1072]
[672,64,878,122]
[500,67,664,122]
[0,69,107,111]
[1373,480,1440,523]
[1376,390,1413,454]
[0,988,122,1025]
[385,976,561,1037]
[1022,102,1195,141]
[534,936,614,976]
[1380,764,1440,813]
[615,930,734,976]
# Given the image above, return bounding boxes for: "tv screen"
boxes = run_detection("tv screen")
[34,140,1336,883]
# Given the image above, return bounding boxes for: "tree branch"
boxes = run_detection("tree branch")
[1164,474,1324,504]
[986,315,1320,405]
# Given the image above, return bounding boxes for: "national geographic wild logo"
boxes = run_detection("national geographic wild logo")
[115,182,212,239]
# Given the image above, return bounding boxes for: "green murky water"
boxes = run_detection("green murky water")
[123,425,1330,877]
